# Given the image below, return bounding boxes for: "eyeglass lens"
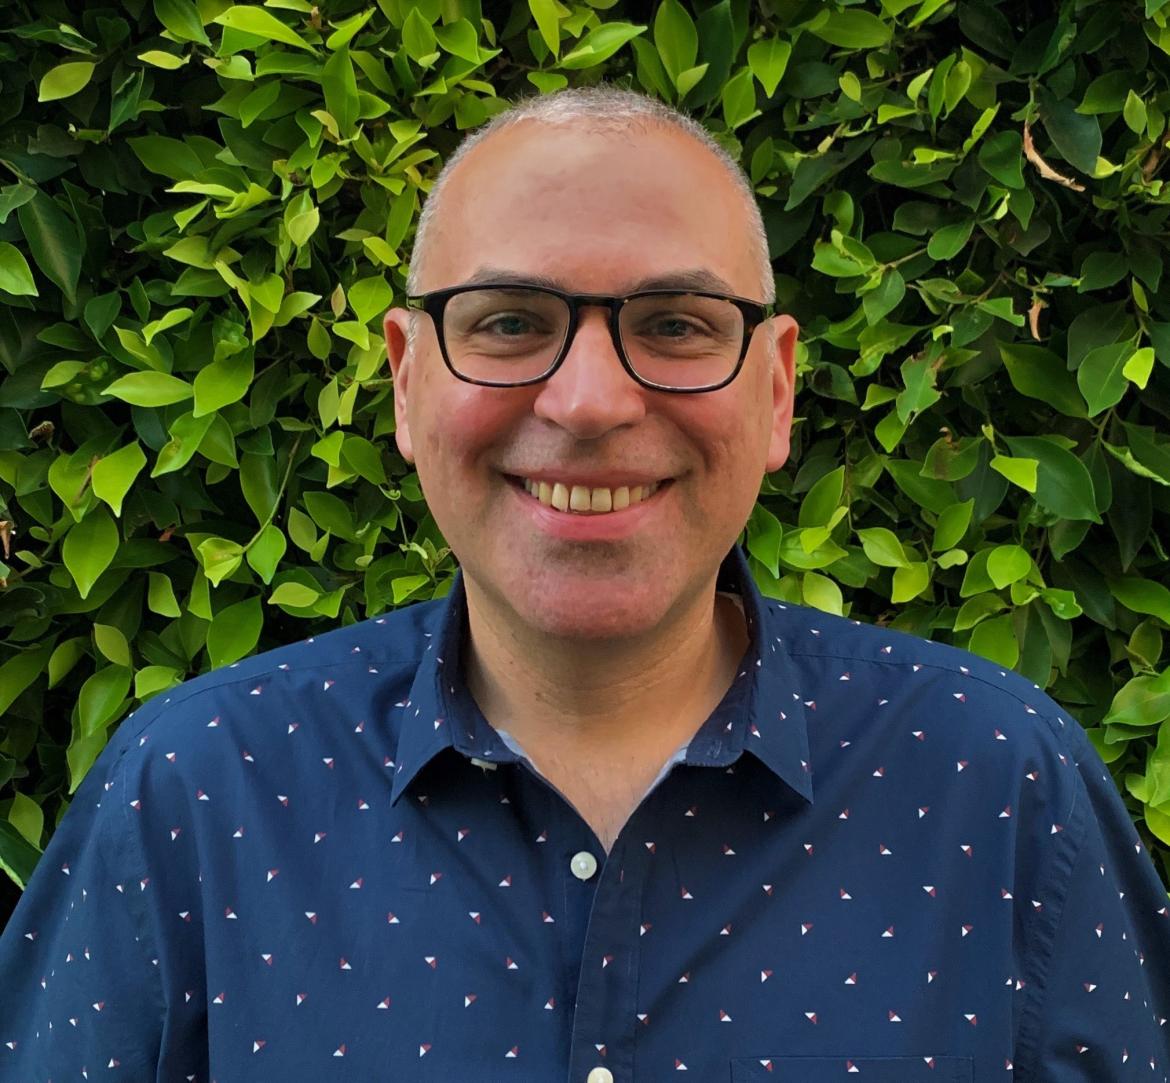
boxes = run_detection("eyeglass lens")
[442,288,744,389]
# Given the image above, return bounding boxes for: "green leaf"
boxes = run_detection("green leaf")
[926,219,973,261]
[196,536,245,586]
[932,500,973,551]
[38,61,96,102]
[240,452,278,523]
[529,0,561,56]
[1146,804,1170,848]
[246,525,287,584]
[0,646,52,718]
[560,22,646,69]
[214,6,315,50]
[1078,251,1128,292]
[0,819,42,889]
[78,664,131,736]
[721,67,757,129]
[858,526,909,568]
[91,442,147,517]
[811,9,893,48]
[303,490,357,540]
[154,411,215,476]
[1105,670,1170,728]
[798,466,845,527]
[746,504,782,578]
[998,343,1086,417]
[968,614,1019,668]
[155,0,211,44]
[1123,89,1148,135]
[747,37,791,97]
[977,130,1024,188]
[1041,96,1102,175]
[341,435,387,485]
[62,509,119,599]
[193,351,253,416]
[802,571,843,615]
[138,50,188,68]
[147,571,182,617]
[8,791,43,849]
[1108,577,1170,625]
[1077,340,1132,416]
[135,665,182,699]
[349,275,393,323]
[48,638,86,689]
[954,592,1007,632]
[94,624,132,668]
[1123,347,1155,389]
[0,183,36,225]
[990,454,1038,493]
[392,574,429,605]
[17,193,82,304]
[268,580,321,607]
[986,544,1032,590]
[321,46,359,135]
[401,7,438,62]
[654,0,698,81]
[207,596,262,668]
[1003,436,1100,521]
[0,243,38,297]
[102,371,194,407]
[129,135,205,181]
[891,560,930,602]
[66,731,108,795]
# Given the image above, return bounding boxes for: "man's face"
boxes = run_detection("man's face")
[384,121,797,643]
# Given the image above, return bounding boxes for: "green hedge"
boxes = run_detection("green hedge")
[0,0,1168,893]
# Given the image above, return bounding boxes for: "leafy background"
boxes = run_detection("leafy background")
[1,0,1169,918]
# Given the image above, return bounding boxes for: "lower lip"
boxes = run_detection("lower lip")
[507,478,671,541]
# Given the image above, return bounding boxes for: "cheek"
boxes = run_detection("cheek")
[413,378,534,481]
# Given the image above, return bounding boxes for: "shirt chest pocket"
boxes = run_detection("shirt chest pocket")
[731,1056,973,1081]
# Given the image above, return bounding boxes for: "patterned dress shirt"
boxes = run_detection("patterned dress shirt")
[2,547,1168,1083]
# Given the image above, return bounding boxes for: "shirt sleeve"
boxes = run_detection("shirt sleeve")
[0,720,165,1081]
[1017,719,1170,1081]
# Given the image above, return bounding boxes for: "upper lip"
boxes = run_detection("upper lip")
[507,471,671,488]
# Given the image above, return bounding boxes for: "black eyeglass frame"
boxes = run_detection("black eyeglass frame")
[404,282,777,394]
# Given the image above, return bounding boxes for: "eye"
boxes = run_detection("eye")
[481,313,539,336]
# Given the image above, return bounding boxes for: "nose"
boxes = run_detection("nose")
[531,307,647,439]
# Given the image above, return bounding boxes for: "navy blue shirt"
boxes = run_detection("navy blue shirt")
[2,548,1168,1082]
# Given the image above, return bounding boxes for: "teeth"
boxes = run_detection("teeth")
[523,478,659,514]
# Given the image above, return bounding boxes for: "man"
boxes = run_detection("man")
[1,86,1167,1082]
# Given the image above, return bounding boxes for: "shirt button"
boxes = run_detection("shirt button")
[586,1068,613,1083]
[570,851,598,881]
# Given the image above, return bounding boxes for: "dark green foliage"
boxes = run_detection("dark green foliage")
[0,0,1168,891]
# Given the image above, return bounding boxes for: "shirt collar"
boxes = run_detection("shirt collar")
[390,546,813,806]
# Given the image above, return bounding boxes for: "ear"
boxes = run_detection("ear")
[383,307,416,464]
[765,314,799,474]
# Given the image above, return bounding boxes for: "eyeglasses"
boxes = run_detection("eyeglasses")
[404,283,775,393]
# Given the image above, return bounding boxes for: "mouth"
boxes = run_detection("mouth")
[507,475,672,515]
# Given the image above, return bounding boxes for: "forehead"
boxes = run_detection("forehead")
[421,120,758,296]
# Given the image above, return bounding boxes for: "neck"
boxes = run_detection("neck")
[462,575,749,764]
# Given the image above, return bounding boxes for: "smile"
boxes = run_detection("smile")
[514,476,668,515]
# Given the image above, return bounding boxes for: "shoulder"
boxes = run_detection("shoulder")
[765,600,1086,800]
[102,596,446,778]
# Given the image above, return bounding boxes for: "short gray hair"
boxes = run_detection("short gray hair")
[404,85,775,308]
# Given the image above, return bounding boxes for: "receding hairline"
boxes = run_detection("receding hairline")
[404,87,775,305]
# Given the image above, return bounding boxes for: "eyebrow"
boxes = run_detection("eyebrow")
[459,266,740,295]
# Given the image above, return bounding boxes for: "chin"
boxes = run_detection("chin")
[486,559,685,644]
